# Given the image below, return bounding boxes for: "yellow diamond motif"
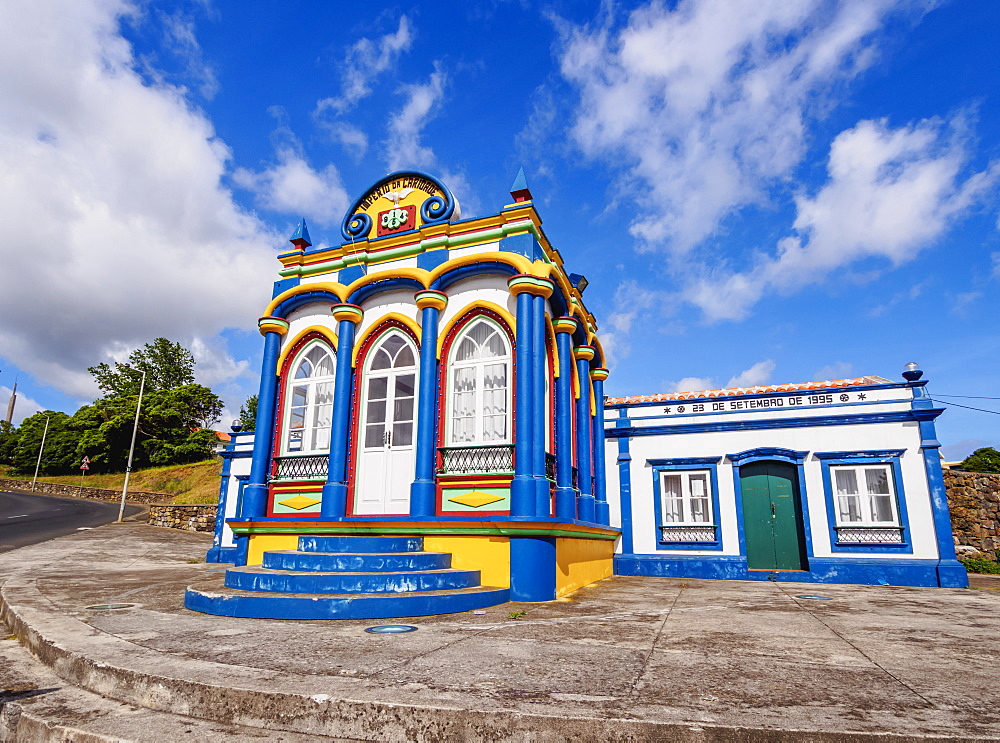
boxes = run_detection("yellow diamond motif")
[447,491,505,508]
[278,495,322,510]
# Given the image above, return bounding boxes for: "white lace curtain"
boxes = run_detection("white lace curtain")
[449,320,510,444]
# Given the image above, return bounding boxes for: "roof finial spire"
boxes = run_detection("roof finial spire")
[510,167,532,203]
[289,218,312,250]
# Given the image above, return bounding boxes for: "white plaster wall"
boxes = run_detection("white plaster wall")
[447,240,501,261]
[606,406,940,562]
[438,275,519,329]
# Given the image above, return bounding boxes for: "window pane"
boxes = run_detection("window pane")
[455,337,478,362]
[395,374,415,398]
[395,346,415,368]
[365,423,384,448]
[392,422,413,447]
[371,349,392,370]
[662,474,683,523]
[368,376,388,400]
[870,494,894,523]
[312,349,335,377]
[288,407,306,429]
[662,474,681,498]
[689,474,707,498]
[690,497,710,523]
[834,469,858,495]
[838,494,861,523]
[287,430,303,452]
[864,468,890,495]
[294,358,312,379]
[394,397,414,424]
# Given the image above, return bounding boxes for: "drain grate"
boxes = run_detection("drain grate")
[364,625,418,634]
[795,595,833,600]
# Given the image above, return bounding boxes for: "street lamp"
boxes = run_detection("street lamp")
[31,414,51,492]
[116,368,147,523]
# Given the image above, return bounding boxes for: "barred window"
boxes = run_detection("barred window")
[832,464,899,526]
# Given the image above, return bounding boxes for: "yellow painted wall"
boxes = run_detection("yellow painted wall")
[555,538,615,597]
[423,535,511,588]
[247,534,300,566]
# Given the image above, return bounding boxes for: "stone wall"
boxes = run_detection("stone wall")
[147,504,217,532]
[0,478,169,504]
[945,469,1000,559]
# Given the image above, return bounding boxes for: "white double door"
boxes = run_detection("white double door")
[354,332,417,515]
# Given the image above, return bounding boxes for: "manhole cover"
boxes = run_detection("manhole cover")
[85,603,136,610]
[364,625,418,634]
[795,595,833,600]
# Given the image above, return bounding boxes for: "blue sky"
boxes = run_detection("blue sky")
[1,0,997,460]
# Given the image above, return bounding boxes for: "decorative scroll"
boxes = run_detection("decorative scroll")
[271,455,329,481]
[836,527,904,544]
[660,525,717,543]
[437,445,514,475]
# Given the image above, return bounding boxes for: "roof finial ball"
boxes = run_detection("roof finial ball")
[902,362,923,382]
[231,421,243,433]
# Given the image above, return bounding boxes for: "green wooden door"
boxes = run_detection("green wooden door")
[740,461,808,571]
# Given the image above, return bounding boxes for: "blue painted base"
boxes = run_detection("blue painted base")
[595,501,610,527]
[409,479,436,518]
[205,546,237,564]
[614,554,969,588]
[185,533,511,620]
[577,495,596,523]
[184,585,511,620]
[510,536,556,601]
[320,482,348,518]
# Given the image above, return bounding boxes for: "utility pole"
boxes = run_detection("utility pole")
[31,414,51,492]
[116,369,147,523]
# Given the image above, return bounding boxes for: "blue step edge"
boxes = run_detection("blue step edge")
[224,567,482,594]
[262,550,452,572]
[184,586,511,620]
[298,535,423,553]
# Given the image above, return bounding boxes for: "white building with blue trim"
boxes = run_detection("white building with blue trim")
[605,374,967,588]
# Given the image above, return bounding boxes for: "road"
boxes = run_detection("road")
[0,488,141,553]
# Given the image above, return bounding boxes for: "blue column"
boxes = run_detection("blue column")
[616,422,634,554]
[532,295,549,516]
[553,318,577,519]
[410,291,447,517]
[322,305,363,518]
[510,289,535,517]
[240,321,286,522]
[591,370,610,526]
[207,433,237,563]
[509,536,556,601]
[575,348,596,522]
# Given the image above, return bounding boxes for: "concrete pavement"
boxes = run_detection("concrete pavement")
[1,523,998,741]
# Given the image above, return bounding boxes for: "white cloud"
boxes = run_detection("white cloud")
[316,16,413,115]
[558,0,933,253]
[726,359,775,388]
[384,66,447,172]
[992,251,1000,279]
[670,376,715,393]
[189,337,251,388]
[0,0,277,399]
[160,10,219,99]
[597,279,666,367]
[233,146,350,227]
[687,117,999,321]
[321,121,369,155]
[812,362,854,381]
[951,291,982,315]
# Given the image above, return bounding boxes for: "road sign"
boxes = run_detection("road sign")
[80,463,89,470]
[81,456,90,465]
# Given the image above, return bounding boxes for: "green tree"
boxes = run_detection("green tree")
[11,412,83,476]
[958,447,1000,474]
[0,420,18,465]
[87,337,195,397]
[237,394,258,431]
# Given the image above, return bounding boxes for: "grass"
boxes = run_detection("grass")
[0,460,222,504]
[959,557,1000,575]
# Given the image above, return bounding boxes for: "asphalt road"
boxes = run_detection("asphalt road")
[0,489,141,553]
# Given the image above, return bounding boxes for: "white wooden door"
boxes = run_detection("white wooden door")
[354,332,417,515]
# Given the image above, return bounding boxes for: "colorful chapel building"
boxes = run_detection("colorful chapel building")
[187,171,966,620]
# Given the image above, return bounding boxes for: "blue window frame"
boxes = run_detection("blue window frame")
[814,450,912,553]
[647,457,723,551]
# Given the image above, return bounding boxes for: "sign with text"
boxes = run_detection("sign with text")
[660,390,879,417]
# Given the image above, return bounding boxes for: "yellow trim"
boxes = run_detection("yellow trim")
[276,326,339,375]
[591,337,607,368]
[264,282,348,317]
[437,300,516,359]
[423,535,511,588]
[352,313,422,367]
[546,314,559,378]
[246,533,299,566]
[573,346,596,362]
[555,537,614,597]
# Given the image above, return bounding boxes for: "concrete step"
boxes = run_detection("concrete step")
[262,549,452,572]
[0,634,344,742]
[184,582,510,620]
[298,535,423,553]
[224,565,481,593]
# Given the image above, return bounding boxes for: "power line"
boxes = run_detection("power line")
[931,393,1000,400]
[931,399,1000,415]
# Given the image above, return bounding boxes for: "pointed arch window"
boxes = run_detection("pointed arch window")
[284,342,336,454]
[448,319,511,445]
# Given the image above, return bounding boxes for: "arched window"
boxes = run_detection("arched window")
[284,342,336,454]
[448,318,511,445]
[362,331,417,450]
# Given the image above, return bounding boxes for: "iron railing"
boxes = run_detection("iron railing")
[437,445,514,475]
[271,454,329,481]
[660,525,718,543]
[835,527,904,544]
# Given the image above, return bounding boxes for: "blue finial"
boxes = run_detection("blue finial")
[510,167,532,202]
[289,218,312,247]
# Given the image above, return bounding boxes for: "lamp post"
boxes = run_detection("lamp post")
[31,414,51,492]
[116,368,147,523]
